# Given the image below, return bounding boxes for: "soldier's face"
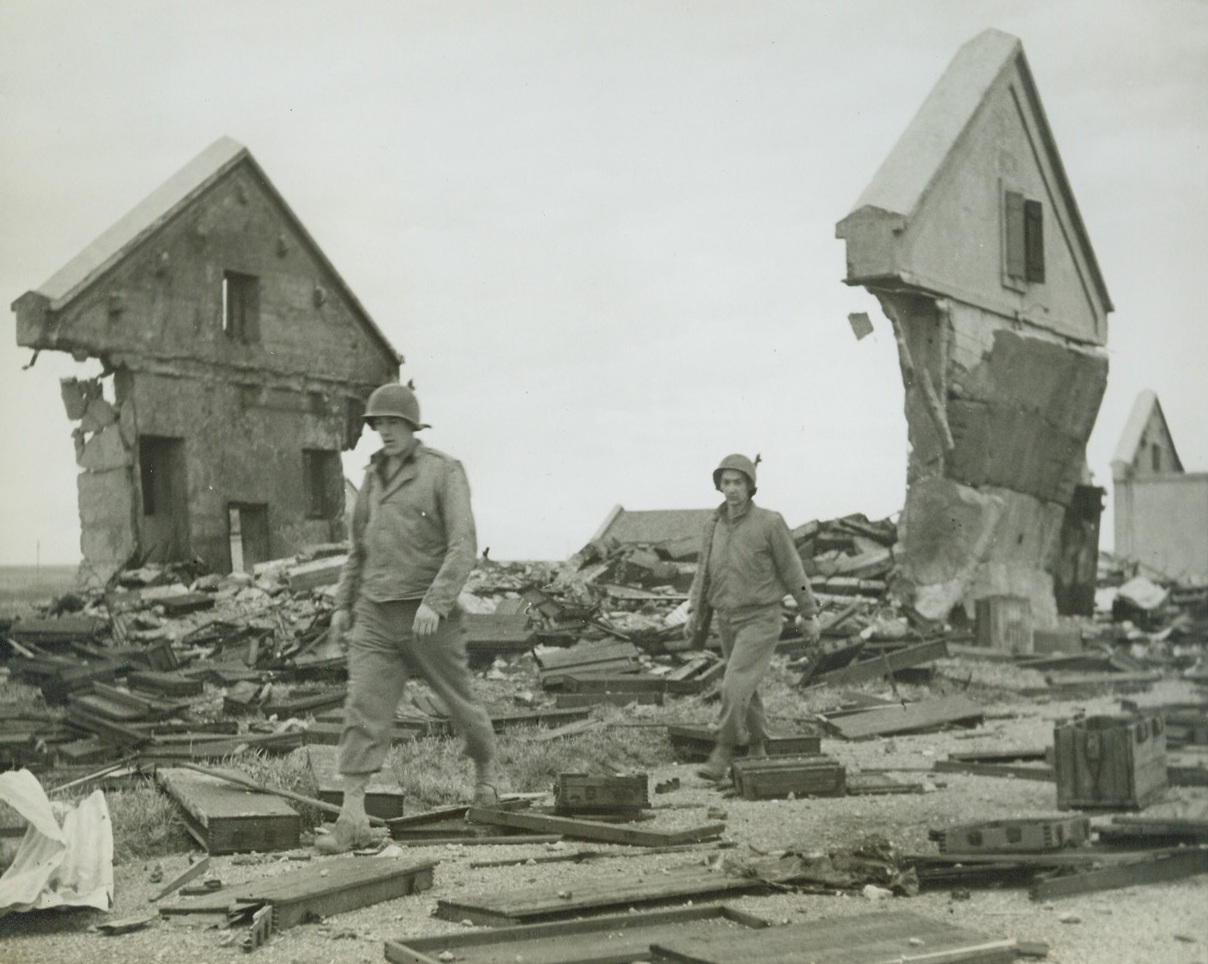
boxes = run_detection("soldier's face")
[718,470,751,508]
[372,417,415,456]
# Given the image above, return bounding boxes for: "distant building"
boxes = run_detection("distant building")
[12,138,401,582]
[835,29,1112,627]
[1112,391,1208,582]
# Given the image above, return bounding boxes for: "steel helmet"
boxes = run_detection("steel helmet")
[363,383,430,429]
[713,453,758,495]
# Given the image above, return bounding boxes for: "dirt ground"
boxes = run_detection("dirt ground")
[3,677,1207,964]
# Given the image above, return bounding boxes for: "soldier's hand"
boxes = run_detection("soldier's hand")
[330,609,352,652]
[795,614,821,643]
[413,602,441,638]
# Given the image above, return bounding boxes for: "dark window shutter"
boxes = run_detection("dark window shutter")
[1004,190,1026,280]
[1024,199,1045,283]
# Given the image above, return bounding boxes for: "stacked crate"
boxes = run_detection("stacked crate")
[1054,714,1167,810]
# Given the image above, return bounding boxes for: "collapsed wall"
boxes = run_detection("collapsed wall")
[881,295,1107,626]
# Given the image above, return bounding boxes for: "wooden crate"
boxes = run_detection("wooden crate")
[974,595,1033,654]
[931,815,1090,854]
[156,766,300,854]
[1054,714,1167,810]
[730,753,846,801]
[554,773,650,815]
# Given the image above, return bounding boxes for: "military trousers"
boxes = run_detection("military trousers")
[337,598,497,776]
[714,604,782,749]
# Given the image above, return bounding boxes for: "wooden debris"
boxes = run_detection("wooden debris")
[434,865,763,926]
[150,855,211,902]
[175,761,386,826]
[233,855,436,930]
[930,815,1090,854]
[155,766,301,854]
[1030,846,1208,900]
[805,638,949,688]
[467,807,724,848]
[666,724,821,763]
[461,613,535,662]
[126,670,204,697]
[649,910,1015,963]
[931,759,1055,782]
[535,641,641,688]
[827,696,984,740]
[730,754,846,800]
[95,912,159,935]
[554,773,650,815]
[385,904,768,964]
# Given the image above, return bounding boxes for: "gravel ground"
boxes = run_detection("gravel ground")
[3,678,1206,964]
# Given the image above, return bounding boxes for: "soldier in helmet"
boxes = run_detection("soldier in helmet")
[318,382,501,854]
[685,454,821,782]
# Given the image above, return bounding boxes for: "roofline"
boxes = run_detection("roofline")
[1012,49,1114,314]
[28,138,401,366]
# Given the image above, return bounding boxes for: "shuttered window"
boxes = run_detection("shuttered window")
[1003,189,1045,286]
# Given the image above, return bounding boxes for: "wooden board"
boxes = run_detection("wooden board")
[1030,847,1208,900]
[126,670,204,697]
[555,690,664,708]
[554,773,650,814]
[434,866,764,926]
[931,760,1055,782]
[650,910,1014,963]
[155,766,300,854]
[236,855,436,929]
[829,696,984,740]
[806,639,950,689]
[468,807,724,848]
[385,904,768,964]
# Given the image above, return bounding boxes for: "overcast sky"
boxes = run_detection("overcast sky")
[2,0,1205,566]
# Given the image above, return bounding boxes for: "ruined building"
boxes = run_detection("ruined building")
[1112,390,1208,582]
[836,30,1112,628]
[12,138,401,582]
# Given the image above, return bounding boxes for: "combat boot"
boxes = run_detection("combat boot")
[472,759,501,806]
[696,744,734,782]
[315,813,377,855]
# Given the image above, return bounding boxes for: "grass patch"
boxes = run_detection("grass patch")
[105,780,193,865]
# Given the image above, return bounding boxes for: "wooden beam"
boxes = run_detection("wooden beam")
[468,807,724,848]
[1030,847,1208,900]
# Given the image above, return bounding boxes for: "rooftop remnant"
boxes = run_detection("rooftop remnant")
[836,29,1112,628]
[11,137,401,584]
[1112,390,1208,582]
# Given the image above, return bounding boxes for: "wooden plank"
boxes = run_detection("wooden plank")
[829,696,984,741]
[555,690,664,708]
[931,760,1055,782]
[650,910,1015,963]
[385,904,768,964]
[434,866,763,926]
[468,807,724,848]
[806,638,950,688]
[236,855,436,930]
[155,766,300,854]
[1030,847,1208,901]
[126,670,204,697]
